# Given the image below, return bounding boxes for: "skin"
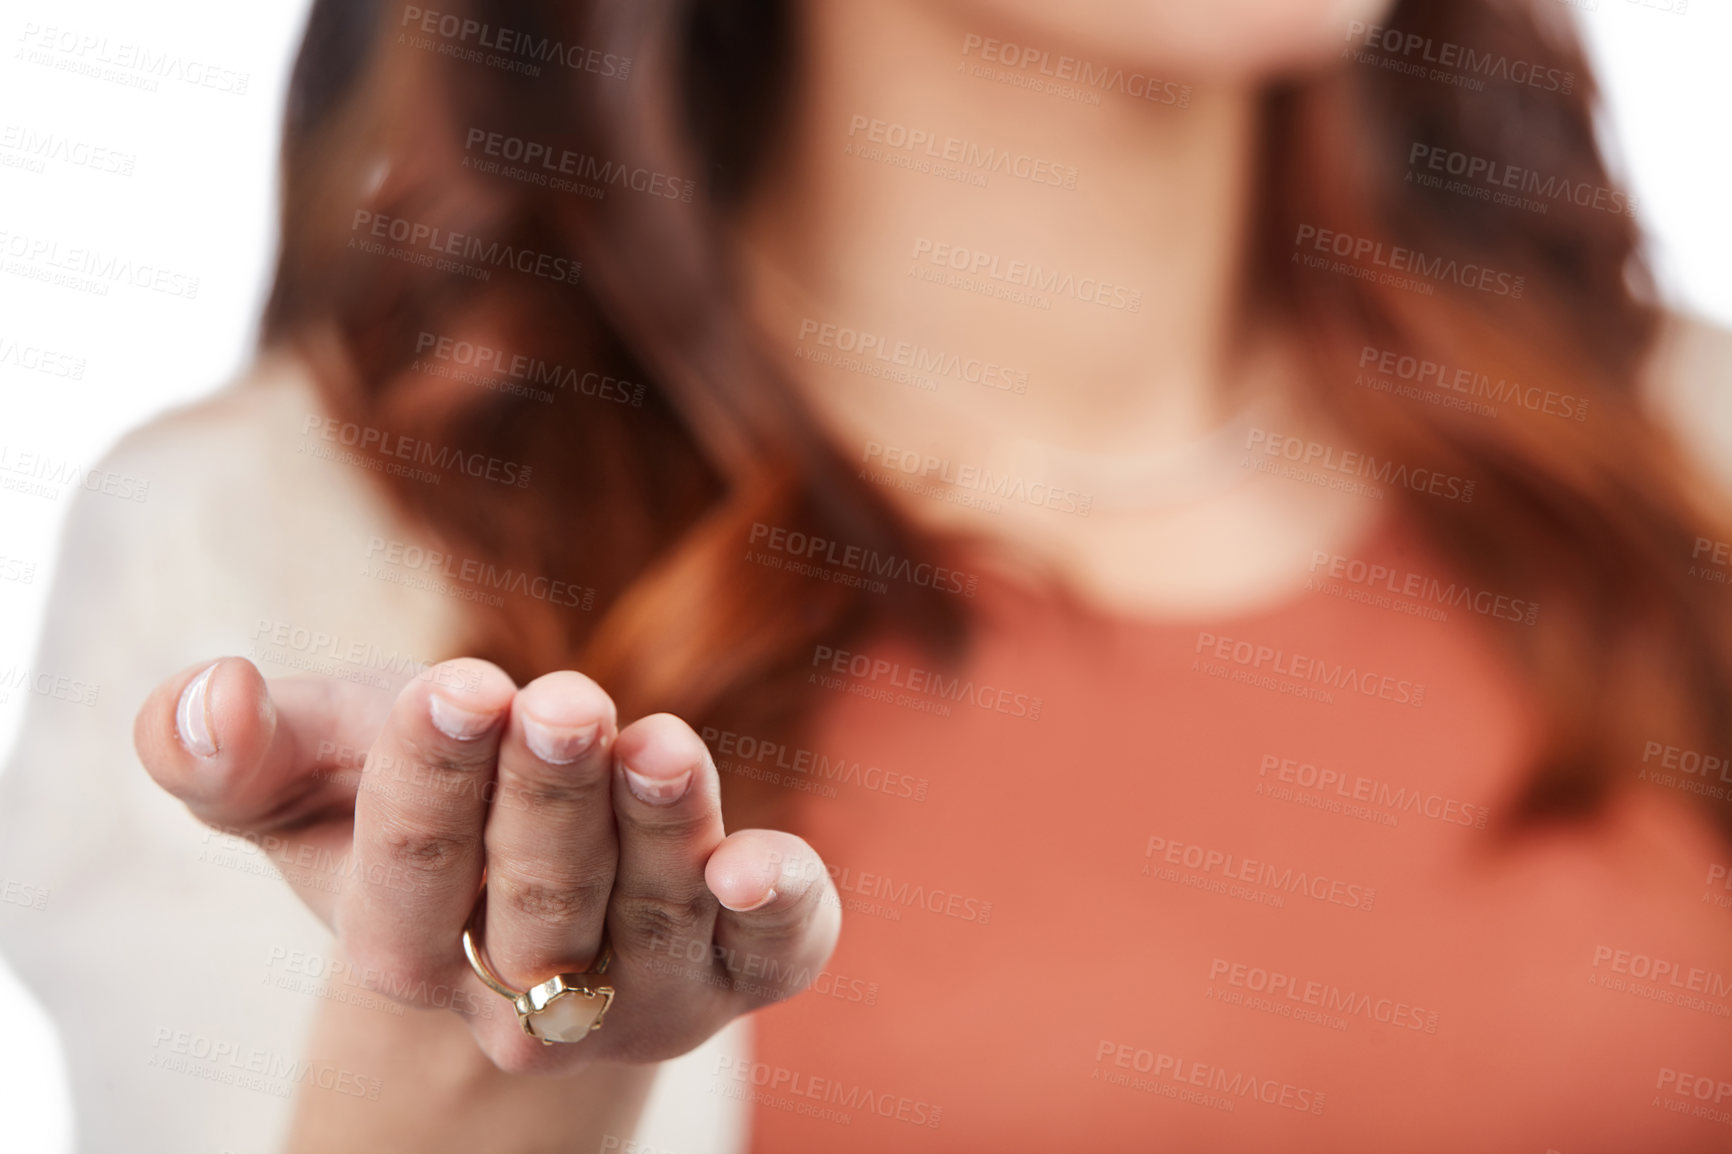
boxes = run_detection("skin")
[132,0,1732,1151]
[736,0,1394,619]
[136,658,840,1075]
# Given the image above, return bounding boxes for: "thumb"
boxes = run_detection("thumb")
[134,657,394,832]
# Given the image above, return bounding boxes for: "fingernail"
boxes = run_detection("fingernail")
[620,760,692,806]
[523,717,600,765]
[718,887,777,914]
[429,694,496,741]
[175,663,220,757]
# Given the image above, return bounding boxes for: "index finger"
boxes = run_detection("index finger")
[337,658,517,995]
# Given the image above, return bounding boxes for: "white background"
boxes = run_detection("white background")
[0,0,1727,1148]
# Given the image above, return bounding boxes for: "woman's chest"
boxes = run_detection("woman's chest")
[742,592,1732,1152]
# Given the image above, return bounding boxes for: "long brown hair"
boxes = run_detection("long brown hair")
[263,0,1732,837]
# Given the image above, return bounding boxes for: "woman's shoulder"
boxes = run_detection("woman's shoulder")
[5,353,466,841]
[0,359,448,1154]
[1647,310,1732,392]
[93,351,396,561]
[65,351,462,660]
[1646,311,1732,498]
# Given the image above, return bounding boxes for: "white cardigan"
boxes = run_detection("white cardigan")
[0,354,746,1154]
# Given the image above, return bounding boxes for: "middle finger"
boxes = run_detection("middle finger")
[480,670,620,994]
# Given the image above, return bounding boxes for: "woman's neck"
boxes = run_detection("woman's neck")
[732,0,1377,618]
[735,0,1268,460]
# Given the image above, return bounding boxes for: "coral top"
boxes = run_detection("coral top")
[743,519,1732,1153]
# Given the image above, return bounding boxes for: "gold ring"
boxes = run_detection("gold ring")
[461,903,614,1045]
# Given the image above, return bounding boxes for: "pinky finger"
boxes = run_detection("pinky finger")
[704,830,841,1011]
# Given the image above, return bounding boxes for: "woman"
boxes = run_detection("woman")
[4,0,1732,1149]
